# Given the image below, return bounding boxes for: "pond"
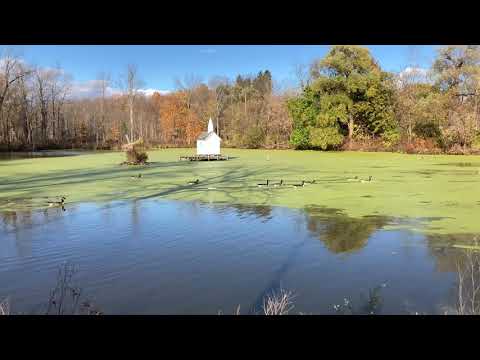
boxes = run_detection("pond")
[0,150,93,161]
[0,198,470,314]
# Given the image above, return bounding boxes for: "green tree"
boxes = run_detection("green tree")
[310,45,395,144]
[288,46,395,150]
[287,86,318,149]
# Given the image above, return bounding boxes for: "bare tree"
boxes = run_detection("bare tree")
[0,51,31,148]
[293,62,310,90]
[120,64,144,143]
[209,76,229,136]
[174,73,203,110]
[96,71,111,146]
[33,67,50,144]
[0,51,30,116]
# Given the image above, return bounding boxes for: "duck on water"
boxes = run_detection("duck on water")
[258,180,269,188]
[47,196,66,207]
[292,180,306,188]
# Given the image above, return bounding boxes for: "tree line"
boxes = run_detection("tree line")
[1,45,480,153]
[289,45,480,154]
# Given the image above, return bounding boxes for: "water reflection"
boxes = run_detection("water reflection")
[0,150,88,161]
[1,205,69,259]
[214,203,273,222]
[426,233,480,273]
[1,200,478,314]
[302,206,390,254]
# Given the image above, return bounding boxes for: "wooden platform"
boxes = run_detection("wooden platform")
[180,154,229,161]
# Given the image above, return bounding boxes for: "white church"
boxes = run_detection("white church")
[196,118,222,155]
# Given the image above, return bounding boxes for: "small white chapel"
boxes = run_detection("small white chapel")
[196,118,222,155]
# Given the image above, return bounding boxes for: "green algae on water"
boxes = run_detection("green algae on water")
[1,148,479,235]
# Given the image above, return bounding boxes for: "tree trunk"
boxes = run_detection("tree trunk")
[348,117,354,142]
[129,100,134,142]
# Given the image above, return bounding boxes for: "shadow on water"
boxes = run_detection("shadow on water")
[247,206,393,313]
[248,239,307,314]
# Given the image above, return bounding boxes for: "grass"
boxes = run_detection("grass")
[1,148,480,235]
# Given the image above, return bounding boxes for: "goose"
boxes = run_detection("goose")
[273,180,283,187]
[130,174,142,179]
[258,180,269,188]
[47,196,66,207]
[360,176,373,183]
[293,180,305,188]
[188,179,200,185]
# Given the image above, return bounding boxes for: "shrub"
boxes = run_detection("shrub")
[382,128,401,149]
[414,121,442,139]
[243,127,265,149]
[310,126,344,150]
[401,137,442,154]
[124,138,149,164]
[290,127,311,149]
[472,133,480,150]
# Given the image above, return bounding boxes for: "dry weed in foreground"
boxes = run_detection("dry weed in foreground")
[262,288,295,315]
[451,243,480,315]
[0,297,10,315]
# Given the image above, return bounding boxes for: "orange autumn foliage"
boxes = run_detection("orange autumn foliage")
[154,91,204,146]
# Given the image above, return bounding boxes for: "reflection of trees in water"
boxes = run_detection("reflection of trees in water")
[303,206,391,254]
[213,203,273,222]
[426,234,480,314]
[1,207,65,258]
[426,233,479,273]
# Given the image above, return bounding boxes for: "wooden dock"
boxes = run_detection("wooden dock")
[180,154,229,161]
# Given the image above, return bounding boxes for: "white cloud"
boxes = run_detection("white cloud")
[396,67,431,86]
[398,66,428,79]
[70,80,170,99]
[137,88,171,96]
[69,80,117,99]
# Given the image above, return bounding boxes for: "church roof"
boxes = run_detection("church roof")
[197,131,222,141]
[197,118,222,141]
[197,131,210,140]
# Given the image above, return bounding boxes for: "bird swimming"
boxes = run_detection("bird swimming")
[347,176,359,181]
[273,180,283,187]
[130,174,142,179]
[258,180,269,187]
[47,196,66,207]
[188,179,200,185]
[360,176,373,183]
[293,180,305,188]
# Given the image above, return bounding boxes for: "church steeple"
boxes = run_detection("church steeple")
[207,118,214,133]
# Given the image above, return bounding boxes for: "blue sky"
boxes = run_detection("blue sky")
[2,45,438,95]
